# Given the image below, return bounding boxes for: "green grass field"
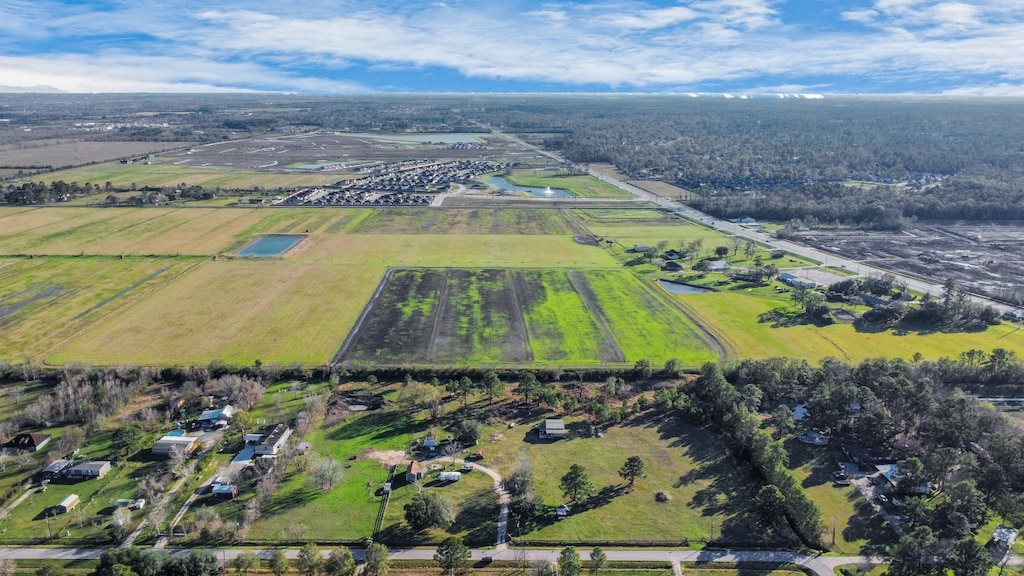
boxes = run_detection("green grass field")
[670,282,1024,363]
[350,208,572,235]
[478,414,773,545]
[0,205,1017,369]
[783,440,891,554]
[504,170,634,199]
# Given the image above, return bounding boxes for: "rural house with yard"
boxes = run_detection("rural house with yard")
[406,460,424,483]
[152,435,199,456]
[67,460,112,480]
[4,433,50,452]
[251,424,293,456]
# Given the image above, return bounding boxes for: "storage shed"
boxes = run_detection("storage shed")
[56,494,80,513]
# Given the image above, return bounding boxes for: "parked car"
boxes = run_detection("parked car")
[833,480,852,487]
[877,494,889,503]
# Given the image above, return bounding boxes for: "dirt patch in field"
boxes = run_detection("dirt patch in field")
[791,222,1024,307]
[365,450,408,468]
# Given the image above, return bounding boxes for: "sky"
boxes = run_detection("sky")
[1,0,1023,95]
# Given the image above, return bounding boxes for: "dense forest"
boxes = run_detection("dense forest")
[463,96,1024,229]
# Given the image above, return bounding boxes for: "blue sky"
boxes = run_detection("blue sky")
[1,0,1023,94]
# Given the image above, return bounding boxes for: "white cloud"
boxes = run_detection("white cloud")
[0,0,1022,93]
[0,53,367,93]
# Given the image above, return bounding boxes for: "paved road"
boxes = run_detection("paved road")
[0,544,893,575]
[490,125,1020,316]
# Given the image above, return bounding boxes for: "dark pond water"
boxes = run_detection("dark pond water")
[658,280,713,294]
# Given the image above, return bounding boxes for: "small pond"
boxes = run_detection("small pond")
[487,176,572,198]
[658,280,713,294]
[237,234,304,257]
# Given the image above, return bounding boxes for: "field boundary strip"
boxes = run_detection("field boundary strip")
[331,267,395,366]
[565,269,627,362]
[425,268,451,363]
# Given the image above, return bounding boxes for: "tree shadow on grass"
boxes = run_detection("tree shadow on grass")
[450,489,499,547]
[261,485,319,517]
[842,497,894,555]
[649,416,797,547]
[376,522,426,547]
[759,307,832,328]
[326,411,424,442]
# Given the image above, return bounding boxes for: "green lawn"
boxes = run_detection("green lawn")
[476,412,778,546]
[670,281,1024,363]
[783,439,891,554]
[504,170,634,199]
[0,429,158,545]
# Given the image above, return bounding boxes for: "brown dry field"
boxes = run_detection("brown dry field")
[52,231,616,365]
[0,206,367,255]
[0,140,190,168]
[791,222,1024,306]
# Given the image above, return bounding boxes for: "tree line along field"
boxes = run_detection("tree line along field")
[339,268,718,366]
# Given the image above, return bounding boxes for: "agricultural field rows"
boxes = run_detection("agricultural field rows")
[0,207,363,256]
[341,268,717,366]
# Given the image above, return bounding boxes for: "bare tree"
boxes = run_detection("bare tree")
[168,444,192,477]
[310,455,345,491]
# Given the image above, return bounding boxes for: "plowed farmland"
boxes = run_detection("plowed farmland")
[338,267,718,366]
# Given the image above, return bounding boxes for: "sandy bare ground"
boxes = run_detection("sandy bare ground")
[365,449,407,467]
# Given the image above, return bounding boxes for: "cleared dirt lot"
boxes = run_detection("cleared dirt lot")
[791,222,1024,305]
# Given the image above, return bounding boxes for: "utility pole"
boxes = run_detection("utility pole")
[45,514,52,540]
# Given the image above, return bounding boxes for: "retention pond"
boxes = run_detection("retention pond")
[487,176,572,198]
[237,234,304,257]
[658,280,713,295]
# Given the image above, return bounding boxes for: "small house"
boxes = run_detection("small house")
[41,459,72,479]
[662,249,684,261]
[663,261,684,272]
[406,461,424,483]
[197,405,235,428]
[556,504,571,519]
[709,260,731,272]
[990,526,1019,558]
[253,424,293,456]
[55,494,80,514]
[4,433,51,452]
[540,419,566,439]
[797,431,829,446]
[212,484,238,499]
[876,463,930,494]
[632,244,651,253]
[778,273,817,289]
[67,460,112,480]
[152,435,198,457]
